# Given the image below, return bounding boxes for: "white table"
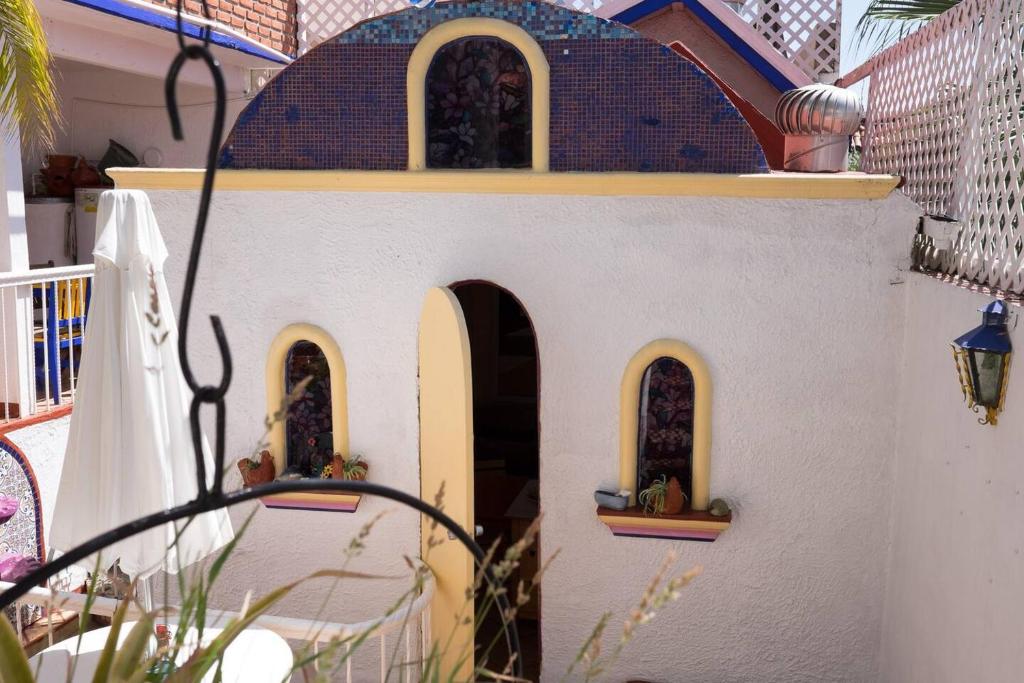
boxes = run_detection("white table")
[29,620,294,682]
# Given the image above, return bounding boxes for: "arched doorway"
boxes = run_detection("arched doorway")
[452,281,540,679]
[417,282,541,679]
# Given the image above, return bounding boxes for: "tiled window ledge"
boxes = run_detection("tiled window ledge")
[261,490,361,513]
[596,506,731,542]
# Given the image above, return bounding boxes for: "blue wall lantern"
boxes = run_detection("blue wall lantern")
[952,300,1013,425]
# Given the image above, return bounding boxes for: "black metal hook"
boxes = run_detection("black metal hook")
[165,31,230,497]
[175,0,212,52]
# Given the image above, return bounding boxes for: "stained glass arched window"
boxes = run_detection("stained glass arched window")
[425,37,532,169]
[636,357,695,504]
[285,341,333,477]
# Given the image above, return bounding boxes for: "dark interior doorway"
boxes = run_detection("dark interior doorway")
[452,281,540,680]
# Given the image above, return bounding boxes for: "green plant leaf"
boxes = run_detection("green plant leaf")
[0,611,34,683]
[853,0,962,55]
[109,611,155,682]
[91,588,131,683]
[167,568,388,682]
[0,0,61,153]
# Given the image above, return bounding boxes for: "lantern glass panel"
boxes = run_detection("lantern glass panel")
[970,349,1005,407]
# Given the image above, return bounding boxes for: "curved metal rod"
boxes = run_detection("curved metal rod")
[165,46,230,401]
[0,480,524,677]
[165,39,232,498]
[174,0,211,52]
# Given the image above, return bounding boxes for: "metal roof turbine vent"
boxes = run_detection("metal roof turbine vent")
[775,84,864,173]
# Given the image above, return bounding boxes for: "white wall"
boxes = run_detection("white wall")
[879,274,1024,683]
[4,415,72,546]
[141,187,920,682]
[22,59,247,191]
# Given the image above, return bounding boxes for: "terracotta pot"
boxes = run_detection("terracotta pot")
[663,476,686,515]
[42,155,76,197]
[331,454,368,481]
[71,158,102,188]
[47,154,76,171]
[238,450,276,487]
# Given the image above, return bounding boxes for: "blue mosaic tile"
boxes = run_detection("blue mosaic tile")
[219,0,768,173]
[335,1,636,44]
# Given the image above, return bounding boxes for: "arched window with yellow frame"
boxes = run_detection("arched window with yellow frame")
[407,18,550,171]
[620,339,712,512]
[265,324,349,477]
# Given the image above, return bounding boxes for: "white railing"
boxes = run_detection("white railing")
[3,573,434,681]
[841,0,1024,294]
[0,265,95,424]
[297,0,840,82]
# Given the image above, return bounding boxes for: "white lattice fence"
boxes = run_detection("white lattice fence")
[739,0,840,81]
[844,0,1024,294]
[298,0,407,52]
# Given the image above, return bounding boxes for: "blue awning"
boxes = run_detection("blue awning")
[63,0,292,64]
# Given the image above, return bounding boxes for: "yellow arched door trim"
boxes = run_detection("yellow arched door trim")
[620,339,712,511]
[406,17,551,171]
[265,323,349,473]
[418,287,475,679]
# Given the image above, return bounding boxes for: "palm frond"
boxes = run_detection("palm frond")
[854,0,963,56]
[0,0,61,154]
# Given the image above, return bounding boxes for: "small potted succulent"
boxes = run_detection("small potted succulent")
[638,475,686,516]
[237,450,276,487]
[331,453,368,481]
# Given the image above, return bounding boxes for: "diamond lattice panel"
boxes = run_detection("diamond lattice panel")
[739,0,840,81]
[858,0,1024,294]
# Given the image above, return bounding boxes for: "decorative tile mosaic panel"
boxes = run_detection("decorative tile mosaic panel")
[285,341,334,477]
[0,439,42,563]
[0,439,43,629]
[220,0,767,173]
[637,357,694,501]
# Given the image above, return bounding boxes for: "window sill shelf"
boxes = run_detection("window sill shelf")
[596,506,731,542]
[260,490,361,513]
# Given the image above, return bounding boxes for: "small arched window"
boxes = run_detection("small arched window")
[620,339,711,511]
[407,18,550,171]
[266,324,348,476]
[284,341,333,476]
[425,37,532,169]
[637,357,695,503]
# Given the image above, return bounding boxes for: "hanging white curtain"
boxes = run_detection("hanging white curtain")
[50,190,233,579]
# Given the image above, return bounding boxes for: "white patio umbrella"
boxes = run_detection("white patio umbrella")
[50,190,233,582]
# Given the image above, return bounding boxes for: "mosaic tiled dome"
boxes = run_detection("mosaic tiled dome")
[220,0,767,174]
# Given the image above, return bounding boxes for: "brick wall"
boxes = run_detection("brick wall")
[153,0,298,56]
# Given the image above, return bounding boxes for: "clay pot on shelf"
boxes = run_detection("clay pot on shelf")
[237,450,276,487]
[70,157,102,188]
[41,154,76,197]
[331,453,368,481]
[663,476,686,515]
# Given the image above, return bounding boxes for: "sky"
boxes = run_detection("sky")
[839,0,876,76]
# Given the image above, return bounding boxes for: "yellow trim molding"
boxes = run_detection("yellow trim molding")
[597,511,729,531]
[406,18,550,171]
[418,287,475,680]
[620,339,712,511]
[265,323,349,474]
[109,168,901,199]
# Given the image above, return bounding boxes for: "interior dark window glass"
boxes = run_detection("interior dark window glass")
[425,37,532,169]
[284,341,333,477]
[636,357,695,504]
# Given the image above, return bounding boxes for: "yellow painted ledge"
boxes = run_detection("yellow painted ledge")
[597,506,732,542]
[108,168,901,200]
